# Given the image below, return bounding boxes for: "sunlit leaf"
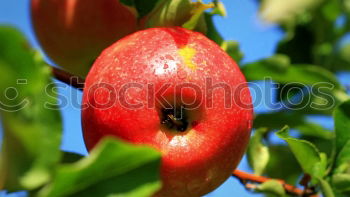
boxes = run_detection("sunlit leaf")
[39,138,161,197]
[276,126,327,184]
[182,2,213,31]
[247,128,269,176]
[144,0,210,33]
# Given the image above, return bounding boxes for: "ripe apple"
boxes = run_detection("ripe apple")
[81,27,253,196]
[31,0,138,77]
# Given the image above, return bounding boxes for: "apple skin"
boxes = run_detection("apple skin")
[31,0,138,77]
[82,27,253,196]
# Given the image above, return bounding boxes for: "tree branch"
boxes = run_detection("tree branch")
[232,170,318,197]
[51,66,85,90]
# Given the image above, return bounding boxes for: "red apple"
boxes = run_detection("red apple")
[31,0,138,77]
[82,27,253,196]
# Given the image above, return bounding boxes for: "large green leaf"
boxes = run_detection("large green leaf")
[242,55,341,89]
[0,27,62,190]
[276,126,327,184]
[247,128,269,176]
[38,138,161,197]
[334,100,350,153]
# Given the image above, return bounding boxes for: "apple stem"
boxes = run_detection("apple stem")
[50,66,85,90]
[232,170,319,197]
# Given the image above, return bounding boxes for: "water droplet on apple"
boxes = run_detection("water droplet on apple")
[177,69,187,79]
[248,120,253,129]
[163,64,169,69]
[165,54,174,60]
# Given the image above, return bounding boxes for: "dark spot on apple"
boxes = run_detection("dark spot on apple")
[161,105,189,132]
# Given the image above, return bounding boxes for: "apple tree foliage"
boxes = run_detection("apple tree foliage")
[0,0,350,196]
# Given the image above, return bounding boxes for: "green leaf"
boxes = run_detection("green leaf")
[220,41,244,63]
[259,0,322,24]
[242,55,341,89]
[276,126,327,183]
[334,100,350,153]
[247,128,269,176]
[210,1,226,16]
[334,140,350,174]
[204,13,224,45]
[120,0,162,19]
[256,180,286,197]
[38,138,161,197]
[61,152,84,164]
[182,2,213,31]
[254,112,333,140]
[144,0,210,34]
[277,25,314,64]
[265,145,302,185]
[321,0,342,21]
[320,178,336,197]
[203,6,244,63]
[0,27,62,190]
[332,174,350,192]
[329,44,350,71]
[276,83,305,102]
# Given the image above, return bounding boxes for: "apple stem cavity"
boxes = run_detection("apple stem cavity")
[161,105,189,132]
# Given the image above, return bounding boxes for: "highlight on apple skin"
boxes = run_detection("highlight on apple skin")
[31,0,138,77]
[81,27,253,197]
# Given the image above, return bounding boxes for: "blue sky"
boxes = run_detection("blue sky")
[0,0,348,197]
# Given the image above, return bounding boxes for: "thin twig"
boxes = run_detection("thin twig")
[51,67,85,90]
[232,170,319,197]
